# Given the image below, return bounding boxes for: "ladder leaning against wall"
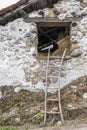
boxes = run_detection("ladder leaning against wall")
[44,47,66,125]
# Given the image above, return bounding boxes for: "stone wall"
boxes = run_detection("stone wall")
[0,0,87,95]
[0,18,40,93]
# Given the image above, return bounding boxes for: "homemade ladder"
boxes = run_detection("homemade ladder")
[44,47,66,125]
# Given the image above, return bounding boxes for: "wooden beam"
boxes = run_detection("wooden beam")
[38,42,53,50]
[38,27,58,37]
[18,9,28,18]
[39,27,57,44]
[24,17,71,27]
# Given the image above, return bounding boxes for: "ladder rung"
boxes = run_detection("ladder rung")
[49,66,59,68]
[47,99,58,102]
[41,68,46,71]
[49,56,62,59]
[41,67,59,71]
[47,111,60,114]
[49,56,71,60]
[49,75,58,78]
[48,87,59,89]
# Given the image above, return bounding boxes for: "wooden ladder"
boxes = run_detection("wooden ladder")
[44,48,66,125]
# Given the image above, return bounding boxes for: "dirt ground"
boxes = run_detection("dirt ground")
[29,124,87,130]
[0,76,87,129]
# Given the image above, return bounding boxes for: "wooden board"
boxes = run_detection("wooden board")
[24,17,71,27]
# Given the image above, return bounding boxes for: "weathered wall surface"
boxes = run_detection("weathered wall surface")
[0,0,87,94]
[0,19,41,93]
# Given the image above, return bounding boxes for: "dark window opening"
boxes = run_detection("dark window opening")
[38,26,70,54]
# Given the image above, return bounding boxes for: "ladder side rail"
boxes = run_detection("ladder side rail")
[44,48,50,125]
[57,48,66,124]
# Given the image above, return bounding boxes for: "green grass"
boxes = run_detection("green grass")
[0,126,17,130]
[36,113,43,123]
